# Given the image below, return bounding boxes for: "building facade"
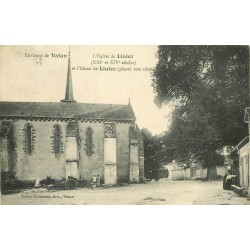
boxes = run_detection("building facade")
[0,53,144,185]
[230,110,250,192]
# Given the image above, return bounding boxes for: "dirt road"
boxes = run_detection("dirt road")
[2,180,250,205]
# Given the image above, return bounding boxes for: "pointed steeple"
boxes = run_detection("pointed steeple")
[61,51,76,102]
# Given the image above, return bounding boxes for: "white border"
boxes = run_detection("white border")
[1,1,250,250]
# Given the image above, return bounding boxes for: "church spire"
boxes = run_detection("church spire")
[61,51,76,102]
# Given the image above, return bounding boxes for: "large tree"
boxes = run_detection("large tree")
[152,46,249,179]
[141,128,166,180]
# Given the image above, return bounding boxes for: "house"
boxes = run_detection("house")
[229,107,250,192]
[0,52,144,185]
[167,162,226,181]
[167,162,184,180]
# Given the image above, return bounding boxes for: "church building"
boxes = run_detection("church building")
[0,52,144,185]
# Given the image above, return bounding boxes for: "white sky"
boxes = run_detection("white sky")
[0,45,171,134]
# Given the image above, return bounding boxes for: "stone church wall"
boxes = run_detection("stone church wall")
[0,136,8,172]
[1,119,133,183]
[78,121,105,181]
[78,121,131,183]
[13,120,67,180]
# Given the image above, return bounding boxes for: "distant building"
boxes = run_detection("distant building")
[167,162,184,181]
[167,162,226,181]
[0,52,144,185]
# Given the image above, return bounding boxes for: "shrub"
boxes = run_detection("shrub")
[1,171,35,194]
[40,176,56,186]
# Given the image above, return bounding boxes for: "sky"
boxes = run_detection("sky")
[0,45,171,134]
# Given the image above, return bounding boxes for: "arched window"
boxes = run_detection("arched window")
[54,124,61,154]
[52,124,63,154]
[85,127,94,156]
[23,123,35,154]
[27,124,32,154]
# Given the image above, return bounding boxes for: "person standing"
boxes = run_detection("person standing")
[223,171,236,190]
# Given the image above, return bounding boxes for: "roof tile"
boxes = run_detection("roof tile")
[0,102,136,121]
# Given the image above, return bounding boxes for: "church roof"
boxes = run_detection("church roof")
[0,102,136,121]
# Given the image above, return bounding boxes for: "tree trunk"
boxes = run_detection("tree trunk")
[206,165,218,180]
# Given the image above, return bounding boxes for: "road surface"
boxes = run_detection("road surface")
[1,180,250,205]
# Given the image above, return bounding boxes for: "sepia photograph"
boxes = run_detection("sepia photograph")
[1,2,250,250]
[0,45,249,205]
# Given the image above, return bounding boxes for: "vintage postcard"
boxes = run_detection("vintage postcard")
[0,45,249,205]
